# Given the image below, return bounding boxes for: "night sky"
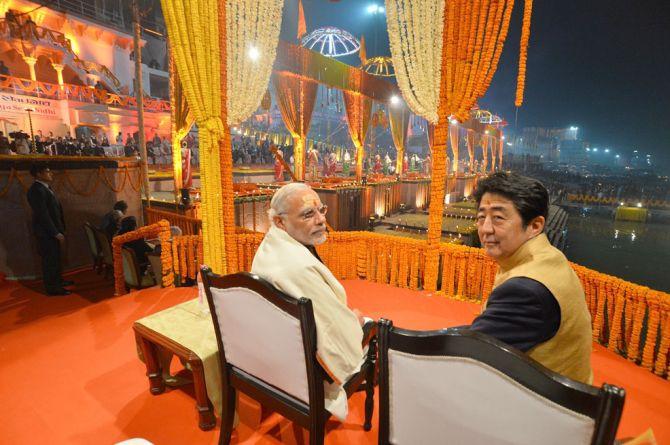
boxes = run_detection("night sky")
[280,0,670,170]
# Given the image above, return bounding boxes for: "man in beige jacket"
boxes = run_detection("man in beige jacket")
[251,182,369,421]
[469,172,593,384]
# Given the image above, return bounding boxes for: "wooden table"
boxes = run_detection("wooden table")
[133,322,217,431]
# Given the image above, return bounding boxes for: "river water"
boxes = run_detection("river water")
[564,213,670,292]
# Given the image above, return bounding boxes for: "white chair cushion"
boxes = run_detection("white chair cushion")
[210,287,309,403]
[388,351,594,445]
[114,439,153,445]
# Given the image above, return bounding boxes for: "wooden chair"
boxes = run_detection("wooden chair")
[201,271,376,445]
[93,226,114,278]
[121,247,156,290]
[83,222,102,273]
[377,319,625,445]
[147,252,162,287]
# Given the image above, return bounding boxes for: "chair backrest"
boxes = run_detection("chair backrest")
[121,247,142,287]
[202,271,322,410]
[95,227,114,265]
[377,320,625,445]
[83,222,101,260]
[147,252,162,286]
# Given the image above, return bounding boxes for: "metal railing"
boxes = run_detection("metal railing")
[28,0,166,36]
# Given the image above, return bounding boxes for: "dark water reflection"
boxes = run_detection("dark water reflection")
[565,214,670,292]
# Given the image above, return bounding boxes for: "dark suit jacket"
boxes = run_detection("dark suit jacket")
[27,181,65,238]
[468,277,561,352]
[100,210,122,240]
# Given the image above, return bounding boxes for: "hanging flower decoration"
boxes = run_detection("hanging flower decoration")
[515,0,533,107]
[112,219,174,295]
[226,0,284,125]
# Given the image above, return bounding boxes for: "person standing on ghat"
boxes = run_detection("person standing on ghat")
[26,164,74,296]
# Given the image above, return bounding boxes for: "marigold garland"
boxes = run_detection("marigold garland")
[654,313,670,376]
[608,293,625,353]
[641,295,660,370]
[131,224,670,378]
[112,219,174,295]
[628,295,648,363]
[515,0,533,107]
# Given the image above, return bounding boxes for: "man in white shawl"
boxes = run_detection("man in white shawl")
[251,183,370,422]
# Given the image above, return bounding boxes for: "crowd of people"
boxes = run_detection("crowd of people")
[525,168,670,203]
[0,129,177,166]
[232,135,280,165]
[233,134,434,181]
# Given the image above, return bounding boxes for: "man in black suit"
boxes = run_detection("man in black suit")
[26,164,73,295]
[100,200,128,240]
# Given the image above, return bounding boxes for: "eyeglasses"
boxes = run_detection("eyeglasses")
[298,204,328,221]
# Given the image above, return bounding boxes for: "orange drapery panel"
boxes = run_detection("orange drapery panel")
[169,47,193,196]
[297,0,307,40]
[498,135,504,170]
[481,135,489,173]
[342,90,372,181]
[490,137,498,172]
[449,124,459,173]
[466,129,475,173]
[273,73,319,180]
[388,104,410,176]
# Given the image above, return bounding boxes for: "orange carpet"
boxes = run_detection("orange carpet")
[0,271,668,444]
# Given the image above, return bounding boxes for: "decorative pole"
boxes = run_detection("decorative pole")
[25,108,36,153]
[133,0,152,206]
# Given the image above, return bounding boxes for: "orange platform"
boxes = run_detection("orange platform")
[0,271,668,444]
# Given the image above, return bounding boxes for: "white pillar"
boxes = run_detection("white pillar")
[23,56,37,81]
[52,63,64,87]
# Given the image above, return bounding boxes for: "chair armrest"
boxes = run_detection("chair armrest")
[362,319,377,347]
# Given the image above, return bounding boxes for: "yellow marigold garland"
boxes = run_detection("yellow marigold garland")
[112,219,174,295]
[138,226,670,377]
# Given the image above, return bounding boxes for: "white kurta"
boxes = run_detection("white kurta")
[251,225,364,421]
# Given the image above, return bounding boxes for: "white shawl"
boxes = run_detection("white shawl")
[251,225,364,421]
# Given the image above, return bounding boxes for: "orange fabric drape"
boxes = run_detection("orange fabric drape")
[273,73,319,181]
[466,129,475,173]
[168,44,193,195]
[359,35,367,64]
[481,134,489,173]
[388,104,410,176]
[449,124,459,173]
[342,90,372,181]
[297,0,307,40]
[490,137,498,172]
[498,135,504,170]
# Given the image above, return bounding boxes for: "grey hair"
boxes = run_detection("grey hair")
[268,182,312,224]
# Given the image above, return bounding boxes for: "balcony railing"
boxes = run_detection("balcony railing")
[0,75,170,113]
[27,0,166,36]
[0,18,123,91]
